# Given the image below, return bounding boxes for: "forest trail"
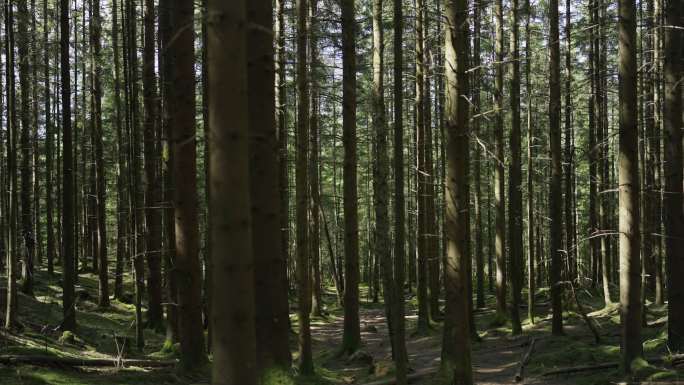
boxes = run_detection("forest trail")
[309,299,547,385]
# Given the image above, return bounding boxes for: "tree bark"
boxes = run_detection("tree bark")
[508,0,523,335]
[341,0,361,355]
[494,0,507,321]
[549,0,564,336]
[663,0,684,352]
[617,0,643,370]
[165,0,206,367]
[60,0,76,331]
[296,0,314,374]
[392,0,409,380]
[206,1,258,383]
[441,0,474,381]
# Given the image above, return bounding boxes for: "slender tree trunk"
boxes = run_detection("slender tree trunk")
[549,0,564,336]
[44,0,55,276]
[296,0,314,373]
[525,0,535,324]
[508,0,523,335]
[473,0,485,310]
[60,0,76,331]
[18,0,34,297]
[309,0,323,317]
[392,0,409,381]
[341,0,361,355]
[618,0,642,370]
[663,0,683,352]
[588,0,599,297]
[441,0,474,381]
[5,0,19,329]
[275,0,290,311]
[494,0,507,321]
[112,0,126,301]
[651,0,664,306]
[142,0,162,329]
[563,0,575,282]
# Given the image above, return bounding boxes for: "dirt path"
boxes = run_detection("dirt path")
[310,305,538,384]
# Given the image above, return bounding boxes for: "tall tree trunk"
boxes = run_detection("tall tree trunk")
[158,0,178,343]
[663,0,683,352]
[588,0,599,299]
[296,0,314,374]
[563,0,575,281]
[473,0,485,310]
[651,0,664,306]
[415,0,430,333]
[143,0,162,329]
[44,0,55,276]
[309,0,323,317]
[441,0,474,381]
[60,0,76,331]
[112,0,126,301]
[90,0,108,309]
[494,0,507,321]
[508,0,523,335]
[18,0,35,297]
[247,0,293,373]
[206,2,258,384]
[618,0,642,370]
[525,0,535,324]
[549,0,564,336]
[341,0,361,355]
[5,0,19,329]
[165,0,207,366]
[392,0,409,381]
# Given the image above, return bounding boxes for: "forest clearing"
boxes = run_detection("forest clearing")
[0,0,682,383]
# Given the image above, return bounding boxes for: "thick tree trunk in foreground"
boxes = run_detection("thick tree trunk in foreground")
[207,1,257,383]
[548,0,564,336]
[525,0,535,324]
[247,0,292,373]
[167,0,206,367]
[617,0,642,371]
[440,0,473,382]
[663,0,684,353]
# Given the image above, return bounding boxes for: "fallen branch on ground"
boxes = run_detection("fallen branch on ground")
[0,354,177,368]
[542,354,684,376]
[514,337,536,382]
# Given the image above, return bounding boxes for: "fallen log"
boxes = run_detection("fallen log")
[514,337,536,382]
[542,354,684,377]
[0,354,177,368]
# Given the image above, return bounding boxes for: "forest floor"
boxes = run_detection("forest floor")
[0,267,682,384]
